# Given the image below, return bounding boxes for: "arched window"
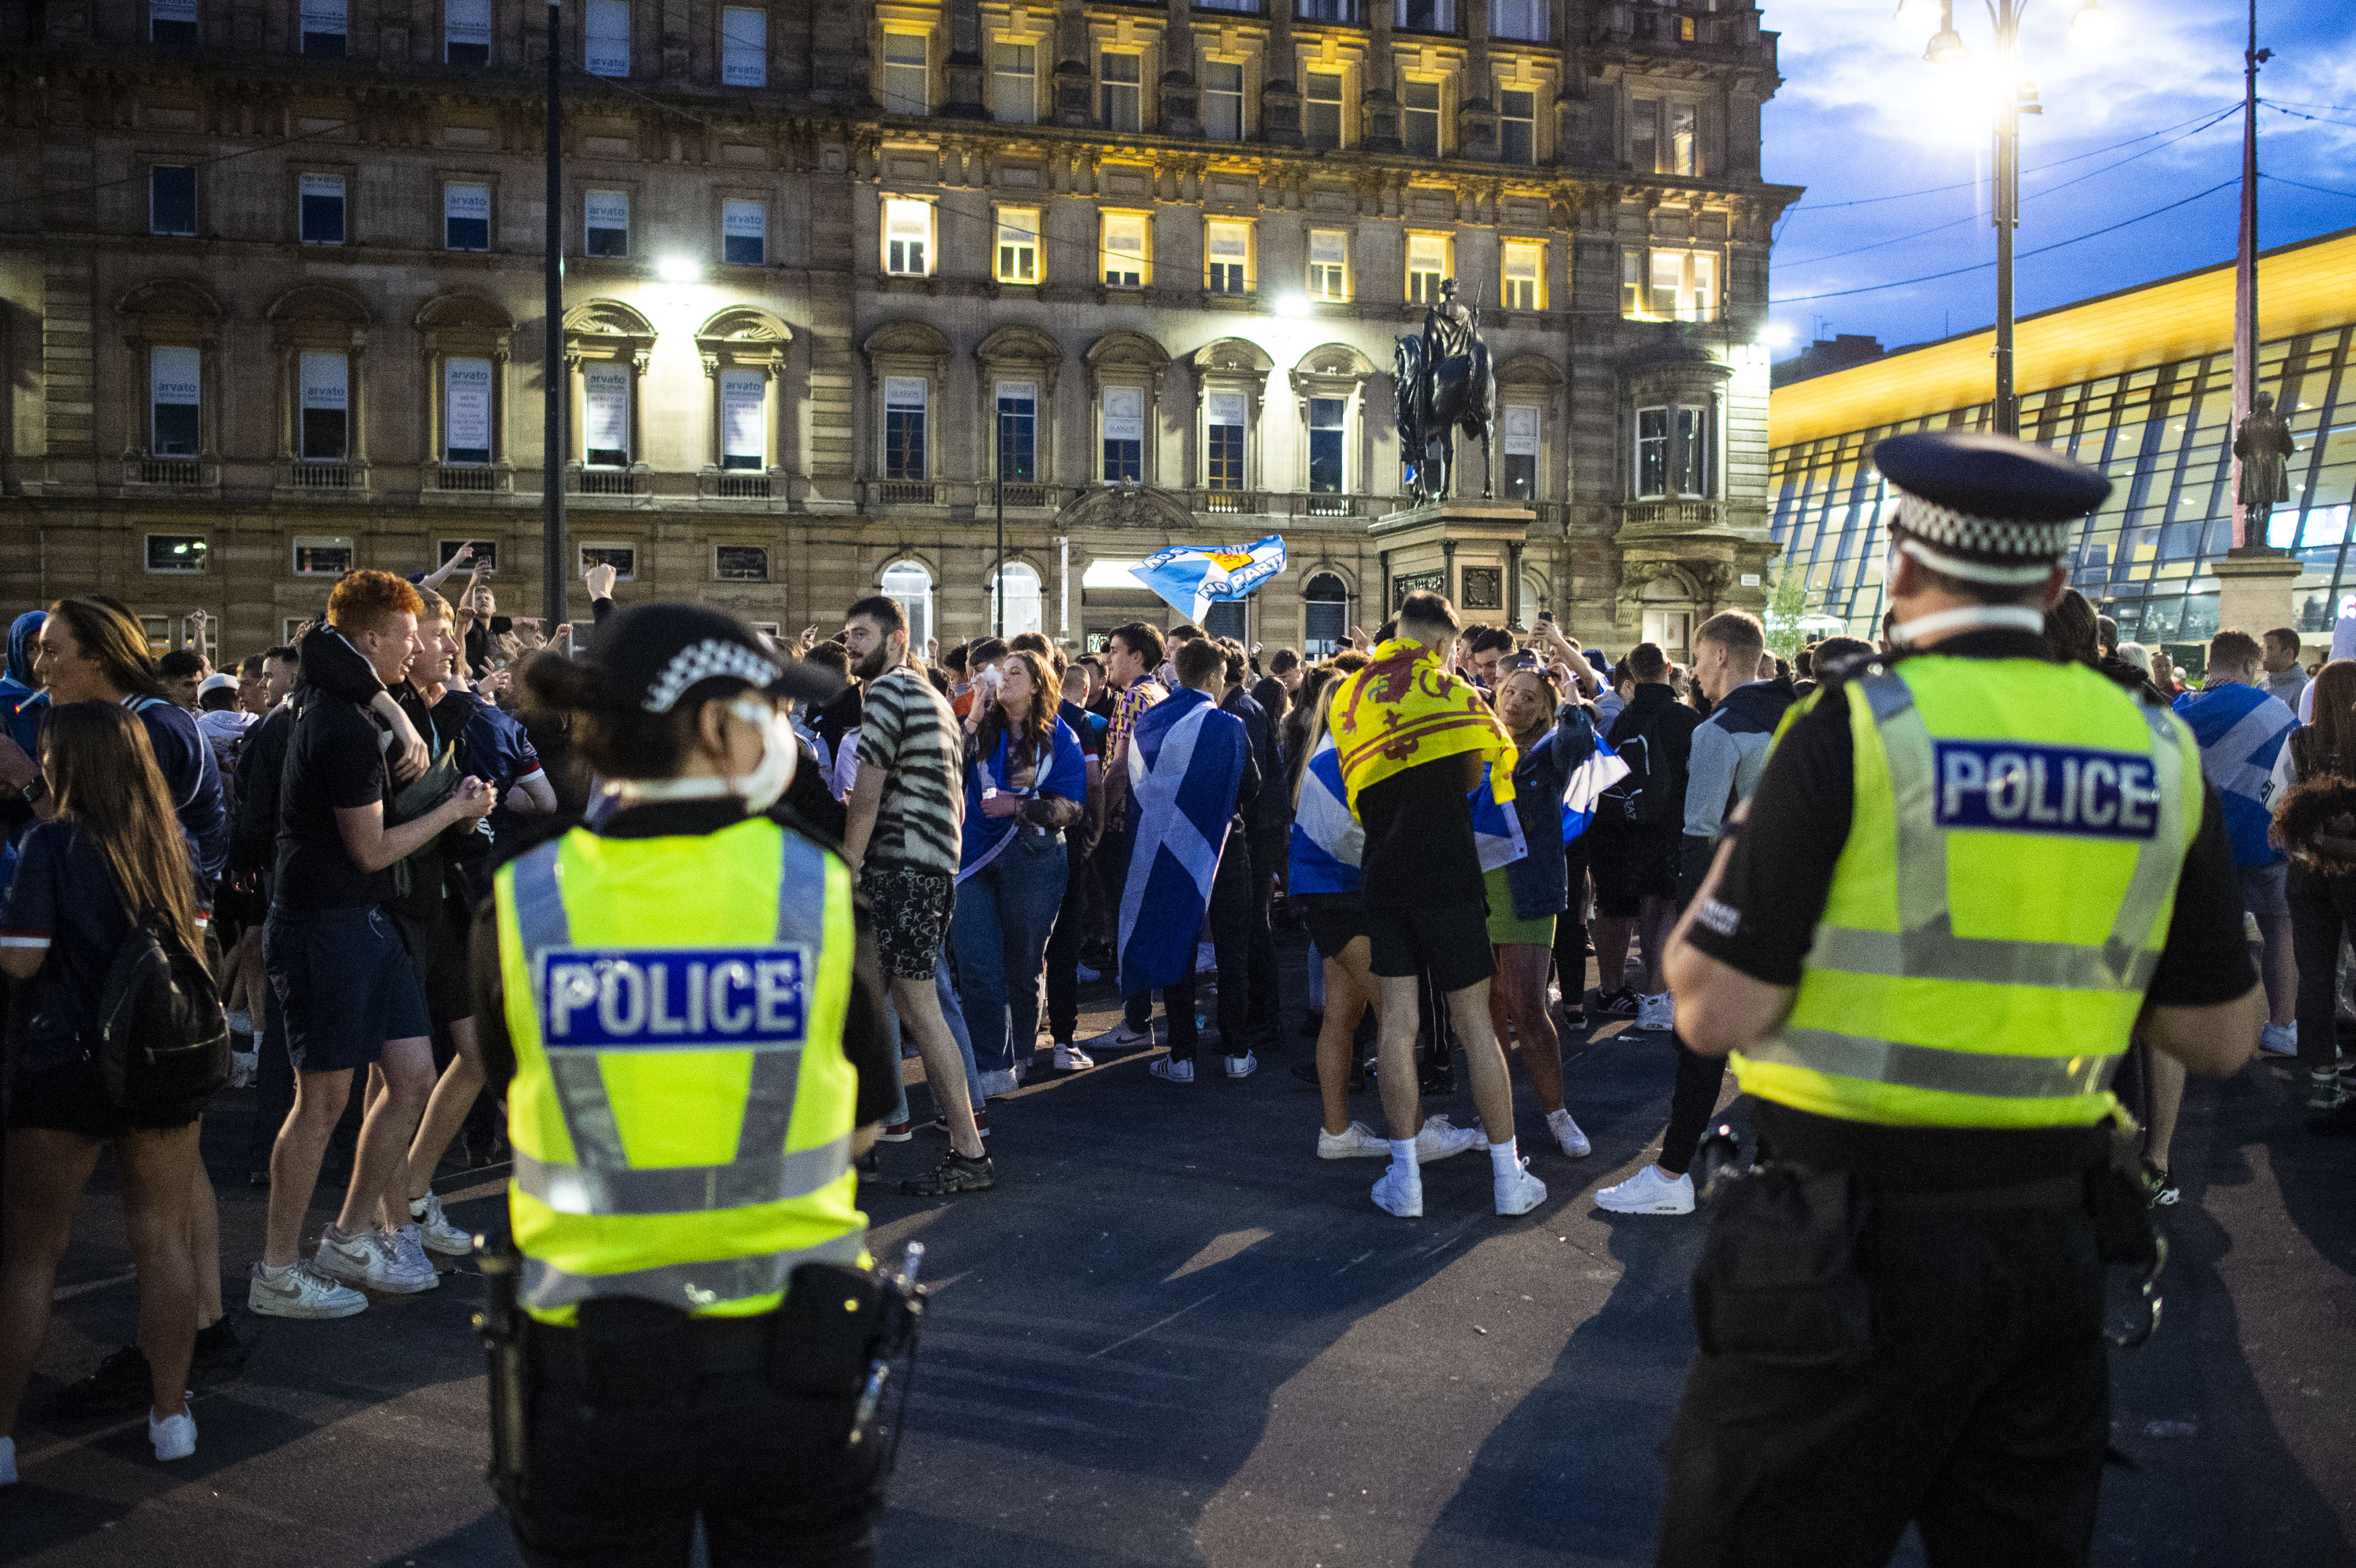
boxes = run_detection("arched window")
[1303,571,1349,657]
[989,561,1044,639]
[882,560,934,651]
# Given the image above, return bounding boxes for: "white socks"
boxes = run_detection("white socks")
[1490,1138,1521,1178]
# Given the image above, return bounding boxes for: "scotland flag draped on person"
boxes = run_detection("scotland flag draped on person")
[1118,684,1250,996]
[1287,733,1362,897]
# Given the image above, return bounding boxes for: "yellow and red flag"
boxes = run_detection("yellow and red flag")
[1330,639,1517,813]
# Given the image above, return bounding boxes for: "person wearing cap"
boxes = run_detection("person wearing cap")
[470,604,903,1565]
[1651,430,2261,1565]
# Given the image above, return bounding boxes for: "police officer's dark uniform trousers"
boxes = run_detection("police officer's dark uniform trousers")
[470,608,903,1568]
[1655,432,2256,1568]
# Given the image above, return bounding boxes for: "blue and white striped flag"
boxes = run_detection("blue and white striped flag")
[1286,732,1362,895]
[1130,536,1288,622]
[1469,763,1528,872]
[1118,688,1249,997]
[1561,750,1632,844]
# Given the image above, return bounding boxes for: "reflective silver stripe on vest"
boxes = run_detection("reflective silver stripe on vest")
[1751,1028,2122,1100]
[521,1230,868,1313]
[509,831,842,1220]
[1808,673,2183,994]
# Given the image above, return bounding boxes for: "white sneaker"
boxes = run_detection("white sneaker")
[1,1434,16,1486]
[1495,1157,1548,1216]
[1099,1023,1154,1048]
[387,1225,442,1292]
[410,1192,473,1257]
[1318,1120,1392,1159]
[247,1260,367,1319]
[979,1068,1021,1098]
[1636,992,1675,1033]
[314,1225,436,1294]
[1150,1057,1196,1084]
[2260,1022,2298,1057]
[1547,1108,1593,1158]
[1225,1051,1260,1079]
[1371,1162,1424,1217]
[1053,1042,1096,1071]
[149,1404,198,1463]
[1414,1114,1485,1164]
[1596,1166,1696,1215]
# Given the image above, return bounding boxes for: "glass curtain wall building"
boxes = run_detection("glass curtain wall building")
[1768,226,2356,649]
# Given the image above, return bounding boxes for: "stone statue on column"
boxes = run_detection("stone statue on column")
[2235,390,2296,541]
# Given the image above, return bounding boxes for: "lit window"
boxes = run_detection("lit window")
[1502,405,1538,499]
[1403,79,1440,158]
[1502,241,1541,310]
[584,0,629,75]
[1102,213,1147,287]
[444,357,493,464]
[1623,247,1713,320]
[884,199,930,275]
[1304,71,1344,148]
[995,41,1036,124]
[884,377,927,480]
[1308,229,1349,301]
[583,363,632,466]
[301,0,345,55]
[1100,52,1141,132]
[445,182,491,251]
[997,382,1037,481]
[151,166,197,236]
[1207,220,1250,294]
[147,537,209,574]
[299,174,346,245]
[1103,386,1144,482]
[151,0,198,45]
[1205,61,1244,140]
[882,561,933,649]
[444,0,490,63]
[1408,233,1449,304]
[585,189,629,257]
[1207,391,1247,490]
[883,34,928,115]
[299,352,350,461]
[723,199,765,264]
[995,209,1039,283]
[721,7,765,86]
[1397,0,1453,29]
[719,369,765,470]
[1499,88,1535,164]
[150,347,202,457]
[1491,0,1542,40]
[1308,397,1345,495]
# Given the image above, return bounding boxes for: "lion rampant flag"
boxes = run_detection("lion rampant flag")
[1330,640,1517,814]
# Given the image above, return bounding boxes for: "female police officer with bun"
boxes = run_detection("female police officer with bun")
[470,604,903,1568]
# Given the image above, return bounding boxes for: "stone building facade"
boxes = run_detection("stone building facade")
[0,0,1795,663]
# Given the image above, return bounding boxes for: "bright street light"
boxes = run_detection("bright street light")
[1272,292,1309,318]
[1761,324,1795,349]
[656,256,700,284]
[2067,0,2114,45]
[1892,0,1939,27]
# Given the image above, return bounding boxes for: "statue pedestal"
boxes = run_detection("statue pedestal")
[2212,544,2304,641]
[1370,499,1535,625]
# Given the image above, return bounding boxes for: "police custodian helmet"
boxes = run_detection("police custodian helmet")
[1874,430,2113,587]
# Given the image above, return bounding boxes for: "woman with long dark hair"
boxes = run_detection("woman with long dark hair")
[0,703,216,1481]
[953,649,1086,1092]
[2277,659,2356,1127]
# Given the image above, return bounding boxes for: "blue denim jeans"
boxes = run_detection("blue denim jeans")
[949,829,1071,1074]
[882,937,985,1126]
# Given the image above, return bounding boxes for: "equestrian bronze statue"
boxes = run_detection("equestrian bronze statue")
[1394,278,1497,503]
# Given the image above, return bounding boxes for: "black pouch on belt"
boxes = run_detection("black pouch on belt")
[767,1262,887,1399]
[572,1297,696,1410]
[1692,1164,1872,1369]
[2087,1111,2161,1266]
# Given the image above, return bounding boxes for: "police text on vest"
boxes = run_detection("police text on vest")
[1931,741,2159,840]
[538,946,809,1049]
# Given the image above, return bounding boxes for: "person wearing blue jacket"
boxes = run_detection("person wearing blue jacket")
[953,649,1086,1096]
[0,611,48,898]
[2175,629,2298,1058]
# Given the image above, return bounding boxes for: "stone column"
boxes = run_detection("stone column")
[1262,0,1302,145]
[1162,0,1202,137]
[942,0,987,117]
[1054,0,1093,125]
[1458,0,1497,161]
[1361,0,1402,151]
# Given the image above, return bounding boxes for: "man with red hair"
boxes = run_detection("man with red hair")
[249,570,496,1319]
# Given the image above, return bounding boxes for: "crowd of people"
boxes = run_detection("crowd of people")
[0,536,2339,1485]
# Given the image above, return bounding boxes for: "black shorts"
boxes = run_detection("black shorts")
[266,904,433,1073]
[1299,895,1372,960]
[1364,898,1495,993]
[395,906,475,1029]
[859,865,956,981]
[6,1059,205,1137]
[1590,822,1682,918]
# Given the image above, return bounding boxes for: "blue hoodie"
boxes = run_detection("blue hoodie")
[0,610,45,758]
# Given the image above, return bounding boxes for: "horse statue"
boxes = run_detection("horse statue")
[1394,278,1496,503]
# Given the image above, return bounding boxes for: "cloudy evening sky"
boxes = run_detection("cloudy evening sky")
[1758,0,2356,357]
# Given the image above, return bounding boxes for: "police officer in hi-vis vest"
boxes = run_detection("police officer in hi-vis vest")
[470,605,906,1568]
[1656,431,2261,1568]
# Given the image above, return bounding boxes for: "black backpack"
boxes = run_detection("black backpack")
[1603,726,1678,827]
[92,909,230,1115]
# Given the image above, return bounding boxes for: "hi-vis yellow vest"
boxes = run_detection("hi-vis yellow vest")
[495,816,865,1324]
[1733,656,2201,1130]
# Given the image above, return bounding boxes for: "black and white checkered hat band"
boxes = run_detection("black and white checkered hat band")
[642,639,782,713]
[1884,492,2071,586]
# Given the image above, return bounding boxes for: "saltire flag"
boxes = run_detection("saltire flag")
[1469,763,1528,872]
[1130,535,1287,622]
[1561,750,1631,844]
[1118,687,1249,996]
[1286,732,1362,895]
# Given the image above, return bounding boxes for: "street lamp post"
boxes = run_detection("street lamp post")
[1911,0,2111,437]
[543,0,570,632]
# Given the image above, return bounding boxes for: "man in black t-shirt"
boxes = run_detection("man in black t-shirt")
[251,571,493,1321]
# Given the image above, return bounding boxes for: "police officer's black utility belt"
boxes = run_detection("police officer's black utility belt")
[1871,1174,2086,1213]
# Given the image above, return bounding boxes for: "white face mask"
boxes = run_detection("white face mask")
[726,696,797,813]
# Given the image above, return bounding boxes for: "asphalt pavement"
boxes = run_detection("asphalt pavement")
[6,932,2355,1568]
